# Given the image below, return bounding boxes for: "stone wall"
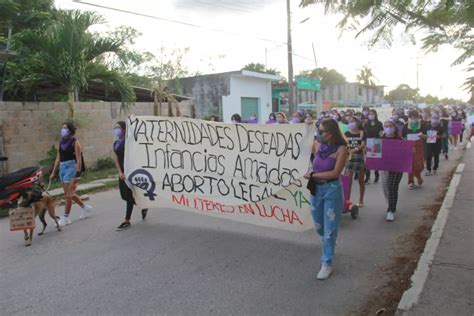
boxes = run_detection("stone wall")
[0,101,192,174]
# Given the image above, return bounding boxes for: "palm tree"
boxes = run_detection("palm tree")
[16,10,135,119]
[356,65,377,86]
[151,82,177,117]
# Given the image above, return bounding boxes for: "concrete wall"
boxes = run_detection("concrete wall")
[222,75,273,123]
[321,83,384,106]
[178,74,231,120]
[0,101,192,174]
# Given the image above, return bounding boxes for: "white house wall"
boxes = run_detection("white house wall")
[222,76,273,123]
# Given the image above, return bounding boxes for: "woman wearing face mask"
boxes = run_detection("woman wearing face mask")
[113,121,148,230]
[344,116,366,207]
[440,109,451,160]
[380,120,403,222]
[403,110,426,189]
[364,109,383,184]
[276,112,289,124]
[230,113,242,123]
[449,110,462,149]
[50,122,92,226]
[246,113,258,124]
[291,111,304,124]
[425,115,446,176]
[305,119,348,280]
[266,113,277,124]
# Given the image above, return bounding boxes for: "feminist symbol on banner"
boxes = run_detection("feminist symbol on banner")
[128,169,157,201]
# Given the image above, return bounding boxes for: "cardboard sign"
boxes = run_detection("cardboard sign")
[407,133,421,141]
[125,117,315,231]
[366,138,414,173]
[450,121,463,136]
[427,130,437,144]
[9,207,36,231]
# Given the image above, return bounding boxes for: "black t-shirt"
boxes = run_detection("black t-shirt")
[364,121,383,139]
[345,131,366,150]
[426,124,445,145]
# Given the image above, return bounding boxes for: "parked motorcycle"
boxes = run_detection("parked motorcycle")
[0,157,43,209]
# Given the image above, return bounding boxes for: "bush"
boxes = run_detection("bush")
[96,157,115,170]
[38,145,57,180]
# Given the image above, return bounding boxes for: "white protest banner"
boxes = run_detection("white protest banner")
[125,117,315,231]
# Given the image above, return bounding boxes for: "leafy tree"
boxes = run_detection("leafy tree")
[243,62,280,76]
[300,0,474,99]
[8,10,135,118]
[299,67,346,87]
[420,94,439,105]
[356,65,377,86]
[0,0,55,99]
[385,84,418,103]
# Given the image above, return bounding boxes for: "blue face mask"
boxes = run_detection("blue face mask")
[384,127,395,136]
[348,122,358,130]
[316,134,327,144]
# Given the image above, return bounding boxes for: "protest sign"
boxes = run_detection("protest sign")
[407,133,421,141]
[9,207,35,231]
[125,117,315,231]
[366,138,414,173]
[427,130,437,144]
[450,121,463,136]
[366,138,382,158]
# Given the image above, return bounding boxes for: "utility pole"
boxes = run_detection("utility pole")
[286,0,295,115]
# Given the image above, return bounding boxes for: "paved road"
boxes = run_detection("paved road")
[0,150,463,315]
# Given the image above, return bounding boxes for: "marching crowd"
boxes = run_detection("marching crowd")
[49,104,473,280]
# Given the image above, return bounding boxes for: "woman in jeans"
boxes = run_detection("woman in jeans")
[113,121,148,230]
[305,119,348,280]
[50,122,92,226]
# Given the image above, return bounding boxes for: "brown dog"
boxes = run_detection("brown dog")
[19,191,61,246]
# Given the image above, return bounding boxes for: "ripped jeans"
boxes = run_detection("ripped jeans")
[310,180,344,265]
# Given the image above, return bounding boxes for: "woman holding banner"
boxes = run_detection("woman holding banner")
[404,110,426,189]
[380,120,404,222]
[364,109,383,184]
[113,121,149,231]
[305,119,348,280]
[344,116,366,207]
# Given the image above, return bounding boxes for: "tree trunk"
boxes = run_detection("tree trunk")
[168,101,173,117]
[175,101,181,117]
[153,96,158,116]
[67,90,75,120]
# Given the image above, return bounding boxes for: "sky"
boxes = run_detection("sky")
[56,0,470,101]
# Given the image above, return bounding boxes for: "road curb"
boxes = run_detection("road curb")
[396,158,465,315]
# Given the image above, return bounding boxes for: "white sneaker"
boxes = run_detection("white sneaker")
[408,183,415,190]
[80,204,93,219]
[58,215,72,226]
[317,263,332,280]
[386,212,395,222]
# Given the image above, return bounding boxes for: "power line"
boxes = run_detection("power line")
[73,0,283,45]
[194,0,251,13]
[73,1,315,64]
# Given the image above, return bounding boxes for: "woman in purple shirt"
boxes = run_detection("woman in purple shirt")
[305,119,348,280]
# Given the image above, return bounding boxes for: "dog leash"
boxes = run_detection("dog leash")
[44,180,52,194]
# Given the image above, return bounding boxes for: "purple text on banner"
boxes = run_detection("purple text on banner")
[366,139,414,173]
[450,121,463,136]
